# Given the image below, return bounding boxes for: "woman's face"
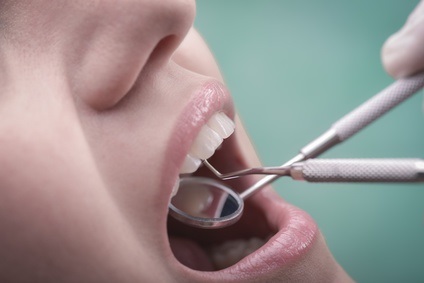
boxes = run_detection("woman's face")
[0,1,352,282]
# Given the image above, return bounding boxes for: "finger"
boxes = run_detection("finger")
[382,0,424,78]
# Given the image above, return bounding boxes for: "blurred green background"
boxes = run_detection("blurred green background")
[195,1,423,282]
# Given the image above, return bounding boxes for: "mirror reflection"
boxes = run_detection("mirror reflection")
[171,177,241,219]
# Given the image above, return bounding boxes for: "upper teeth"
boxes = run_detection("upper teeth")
[180,112,235,174]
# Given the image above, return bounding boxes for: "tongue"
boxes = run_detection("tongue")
[169,236,215,271]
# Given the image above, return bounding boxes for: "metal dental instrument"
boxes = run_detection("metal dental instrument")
[203,159,424,182]
[168,72,424,229]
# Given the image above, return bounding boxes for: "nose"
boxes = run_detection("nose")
[74,0,196,110]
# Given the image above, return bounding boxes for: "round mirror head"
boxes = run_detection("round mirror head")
[169,177,243,229]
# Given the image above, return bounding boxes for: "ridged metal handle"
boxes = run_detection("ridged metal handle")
[300,72,424,159]
[244,73,424,199]
[332,73,424,141]
[293,159,424,183]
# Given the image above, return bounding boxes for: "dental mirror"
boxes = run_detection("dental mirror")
[168,177,244,228]
[169,155,301,229]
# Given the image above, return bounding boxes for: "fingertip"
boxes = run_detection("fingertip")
[382,29,424,79]
[381,33,403,79]
[382,1,424,78]
[381,37,412,79]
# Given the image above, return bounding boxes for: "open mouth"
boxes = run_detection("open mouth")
[167,111,318,276]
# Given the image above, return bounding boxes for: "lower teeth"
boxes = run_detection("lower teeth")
[207,237,267,270]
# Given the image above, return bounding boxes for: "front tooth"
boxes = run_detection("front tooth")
[189,125,223,160]
[180,154,201,174]
[178,112,235,175]
[207,112,235,139]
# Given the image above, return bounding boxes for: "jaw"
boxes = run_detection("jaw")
[166,115,353,282]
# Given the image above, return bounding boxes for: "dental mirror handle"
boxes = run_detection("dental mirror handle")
[300,72,424,159]
[289,159,424,183]
[240,72,424,199]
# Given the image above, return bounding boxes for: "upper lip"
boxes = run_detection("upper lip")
[160,80,318,281]
[161,79,235,197]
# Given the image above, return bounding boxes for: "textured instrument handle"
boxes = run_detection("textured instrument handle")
[332,73,424,141]
[300,159,424,182]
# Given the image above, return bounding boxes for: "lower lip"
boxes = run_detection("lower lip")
[170,184,318,280]
[216,189,318,278]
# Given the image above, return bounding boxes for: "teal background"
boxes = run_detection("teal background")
[195,1,423,282]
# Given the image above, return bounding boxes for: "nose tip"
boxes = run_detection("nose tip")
[162,0,196,39]
[144,0,196,48]
[147,0,196,62]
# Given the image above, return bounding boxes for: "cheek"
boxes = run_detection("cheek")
[76,74,187,227]
[172,28,224,82]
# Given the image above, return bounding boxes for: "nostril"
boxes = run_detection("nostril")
[146,35,181,67]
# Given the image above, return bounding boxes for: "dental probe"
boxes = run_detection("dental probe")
[229,72,424,199]
[204,159,424,182]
